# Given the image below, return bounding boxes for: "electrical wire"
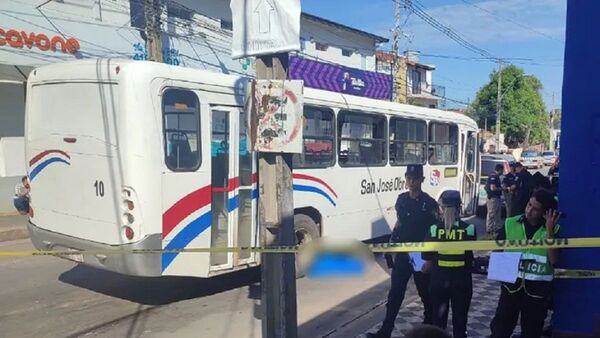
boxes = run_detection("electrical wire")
[458,0,564,44]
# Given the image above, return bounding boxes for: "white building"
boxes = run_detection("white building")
[0,0,389,213]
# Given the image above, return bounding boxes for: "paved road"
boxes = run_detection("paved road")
[0,239,406,338]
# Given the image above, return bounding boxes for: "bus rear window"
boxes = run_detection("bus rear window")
[162,89,201,171]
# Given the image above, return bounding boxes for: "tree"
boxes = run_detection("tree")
[467,65,549,147]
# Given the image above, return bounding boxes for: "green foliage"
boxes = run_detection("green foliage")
[467,65,549,147]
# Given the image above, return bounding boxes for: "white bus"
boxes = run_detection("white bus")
[25,59,479,277]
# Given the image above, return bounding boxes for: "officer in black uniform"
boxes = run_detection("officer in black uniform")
[485,164,504,235]
[502,163,517,217]
[422,190,476,338]
[513,162,533,216]
[368,164,438,338]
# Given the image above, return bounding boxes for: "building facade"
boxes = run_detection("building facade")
[375,51,443,108]
[0,0,390,212]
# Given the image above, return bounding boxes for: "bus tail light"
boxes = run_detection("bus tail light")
[123,213,135,224]
[124,200,134,211]
[124,226,134,240]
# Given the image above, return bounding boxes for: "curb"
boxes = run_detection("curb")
[0,226,29,242]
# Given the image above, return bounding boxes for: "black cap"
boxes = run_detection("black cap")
[514,162,524,168]
[405,164,424,178]
[440,190,462,207]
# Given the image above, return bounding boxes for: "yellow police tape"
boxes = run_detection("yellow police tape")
[3,238,600,278]
[1,237,600,257]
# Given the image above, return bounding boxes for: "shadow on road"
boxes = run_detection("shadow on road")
[58,264,261,305]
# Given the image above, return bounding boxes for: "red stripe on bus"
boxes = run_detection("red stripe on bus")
[29,149,70,167]
[292,173,338,198]
[162,185,212,239]
[212,177,240,193]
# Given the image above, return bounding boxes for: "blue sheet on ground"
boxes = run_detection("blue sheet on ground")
[305,252,367,278]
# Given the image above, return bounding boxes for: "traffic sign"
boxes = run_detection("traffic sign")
[230,0,301,59]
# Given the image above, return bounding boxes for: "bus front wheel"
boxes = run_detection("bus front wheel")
[294,213,320,278]
[294,213,320,246]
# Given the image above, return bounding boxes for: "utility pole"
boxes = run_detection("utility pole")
[495,60,503,150]
[392,0,402,102]
[144,0,163,62]
[255,54,298,338]
[549,92,556,149]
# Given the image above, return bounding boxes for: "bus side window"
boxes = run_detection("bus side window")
[389,117,427,166]
[293,106,335,168]
[428,122,458,165]
[338,111,387,167]
[162,89,201,171]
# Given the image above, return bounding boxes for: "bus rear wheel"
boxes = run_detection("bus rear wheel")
[294,213,320,278]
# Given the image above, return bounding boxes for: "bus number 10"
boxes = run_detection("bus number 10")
[94,180,105,197]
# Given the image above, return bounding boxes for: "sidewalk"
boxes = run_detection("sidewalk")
[357,274,501,338]
[0,214,30,242]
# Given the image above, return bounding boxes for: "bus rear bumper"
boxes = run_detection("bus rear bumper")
[27,221,162,277]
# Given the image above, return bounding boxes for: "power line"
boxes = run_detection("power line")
[458,0,564,44]
[394,0,498,60]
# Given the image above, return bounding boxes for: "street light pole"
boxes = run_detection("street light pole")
[495,60,503,151]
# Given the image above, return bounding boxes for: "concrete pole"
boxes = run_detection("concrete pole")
[255,54,298,338]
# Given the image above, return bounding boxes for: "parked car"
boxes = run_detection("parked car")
[477,157,510,217]
[520,150,544,169]
[542,150,558,166]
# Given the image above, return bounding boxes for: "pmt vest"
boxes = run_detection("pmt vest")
[429,221,476,268]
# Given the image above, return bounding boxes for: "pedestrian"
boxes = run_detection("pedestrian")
[403,324,452,338]
[531,172,552,194]
[490,189,560,338]
[368,164,438,338]
[502,163,517,217]
[485,164,503,235]
[423,190,476,338]
[13,176,32,217]
[512,162,533,216]
[548,157,559,196]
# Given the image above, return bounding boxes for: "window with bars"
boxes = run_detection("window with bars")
[428,122,458,165]
[389,118,427,165]
[293,106,335,168]
[338,111,387,167]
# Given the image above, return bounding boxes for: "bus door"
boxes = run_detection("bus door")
[209,107,257,272]
[462,131,478,215]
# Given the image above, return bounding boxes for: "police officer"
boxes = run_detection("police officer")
[486,164,504,235]
[368,164,438,338]
[490,189,560,338]
[502,163,517,217]
[422,190,476,338]
[513,162,533,216]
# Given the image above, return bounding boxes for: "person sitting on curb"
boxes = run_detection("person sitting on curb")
[13,176,32,217]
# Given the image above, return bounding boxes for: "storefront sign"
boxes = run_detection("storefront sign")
[0,28,80,54]
[289,55,392,100]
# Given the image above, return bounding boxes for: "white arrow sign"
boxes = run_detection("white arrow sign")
[230,0,301,59]
[254,0,275,34]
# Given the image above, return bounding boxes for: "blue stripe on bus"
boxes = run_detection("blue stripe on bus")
[30,157,70,181]
[292,184,337,207]
[162,210,212,272]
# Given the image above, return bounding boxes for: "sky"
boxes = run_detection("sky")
[301,0,566,109]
